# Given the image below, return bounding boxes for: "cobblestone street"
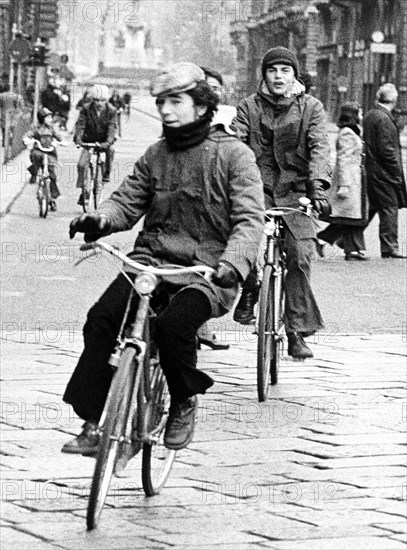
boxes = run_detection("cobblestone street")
[1,328,406,549]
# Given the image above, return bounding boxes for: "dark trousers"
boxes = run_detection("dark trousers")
[242,228,323,335]
[318,224,366,254]
[368,206,399,255]
[30,149,60,199]
[63,274,213,423]
[76,147,114,188]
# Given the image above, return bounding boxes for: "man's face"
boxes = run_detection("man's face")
[265,64,296,96]
[93,97,107,112]
[156,92,206,127]
[206,76,222,99]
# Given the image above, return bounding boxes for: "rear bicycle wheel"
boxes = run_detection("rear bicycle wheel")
[86,346,137,530]
[142,360,176,496]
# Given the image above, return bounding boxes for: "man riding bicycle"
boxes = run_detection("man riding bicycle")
[74,84,117,205]
[231,47,332,359]
[62,63,264,455]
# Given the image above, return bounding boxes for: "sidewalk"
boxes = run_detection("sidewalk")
[1,330,406,549]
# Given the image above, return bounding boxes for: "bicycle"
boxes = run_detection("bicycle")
[80,143,105,213]
[76,241,214,530]
[256,197,312,401]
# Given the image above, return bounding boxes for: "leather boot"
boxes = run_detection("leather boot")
[233,286,259,325]
[287,332,313,359]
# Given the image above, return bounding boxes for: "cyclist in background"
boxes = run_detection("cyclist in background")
[231,47,332,359]
[61,63,264,456]
[122,90,131,117]
[74,84,117,205]
[23,107,64,211]
[109,89,125,137]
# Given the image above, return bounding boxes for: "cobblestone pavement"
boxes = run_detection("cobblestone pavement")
[1,329,406,550]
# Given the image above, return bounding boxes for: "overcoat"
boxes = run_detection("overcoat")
[323,127,368,226]
[363,105,407,209]
[97,127,265,317]
[231,84,332,239]
[75,102,117,147]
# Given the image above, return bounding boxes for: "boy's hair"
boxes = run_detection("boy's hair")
[337,102,360,127]
[186,80,220,120]
[200,66,223,87]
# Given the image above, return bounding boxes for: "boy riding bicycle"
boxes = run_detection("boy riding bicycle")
[23,107,64,211]
[62,63,264,456]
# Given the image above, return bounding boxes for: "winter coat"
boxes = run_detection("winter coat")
[97,127,265,317]
[24,122,62,163]
[231,84,332,239]
[75,102,117,147]
[363,105,407,209]
[323,127,368,226]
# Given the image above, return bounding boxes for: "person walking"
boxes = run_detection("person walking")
[363,83,407,259]
[231,46,332,359]
[317,102,369,260]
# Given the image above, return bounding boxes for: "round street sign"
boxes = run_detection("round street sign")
[9,36,30,63]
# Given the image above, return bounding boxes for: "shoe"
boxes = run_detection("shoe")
[61,422,100,455]
[29,175,36,184]
[287,332,313,359]
[102,177,110,184]
[381,251,406,259]
[49,200,57,212]
[164,396,198,450]
[233,286,260,325]
[345,251,369,261]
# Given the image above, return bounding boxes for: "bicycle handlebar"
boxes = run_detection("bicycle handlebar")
[79,241,215,279]
[265,198,313,219]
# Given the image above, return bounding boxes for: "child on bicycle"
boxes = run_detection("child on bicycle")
[23,107,64,211]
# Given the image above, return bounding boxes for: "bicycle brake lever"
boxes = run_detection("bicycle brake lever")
[79,243,96,252]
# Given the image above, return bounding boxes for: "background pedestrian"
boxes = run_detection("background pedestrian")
[318,102,369,260]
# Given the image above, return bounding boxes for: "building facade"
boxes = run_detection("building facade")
[230,0,407,117]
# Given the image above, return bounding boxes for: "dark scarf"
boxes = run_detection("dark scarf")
[163,114,211,151]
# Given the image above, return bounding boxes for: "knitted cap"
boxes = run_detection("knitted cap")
[261,47,299,78]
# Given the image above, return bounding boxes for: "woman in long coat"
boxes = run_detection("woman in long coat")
[318,103,368,260]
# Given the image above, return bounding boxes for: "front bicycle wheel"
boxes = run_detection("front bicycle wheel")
[142,360,176,496]
[82,164,93,213]
[86,346,137,530]
[92,160,104,210]
[257,256,285,401]
[37,176,49,218]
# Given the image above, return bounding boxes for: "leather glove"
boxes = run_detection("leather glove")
[212,261,239,289]
[69,213,112,242]
[309,181,331,217]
